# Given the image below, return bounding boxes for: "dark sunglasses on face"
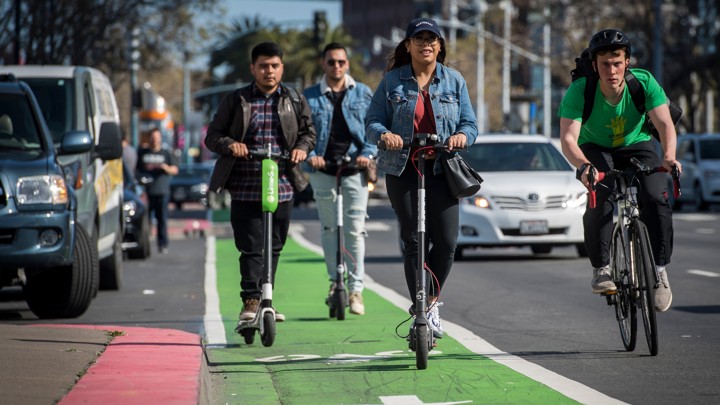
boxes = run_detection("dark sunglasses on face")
[327,59,347,67]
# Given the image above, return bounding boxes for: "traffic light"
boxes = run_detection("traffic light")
[129,27,140,71]
[313,11,327,48]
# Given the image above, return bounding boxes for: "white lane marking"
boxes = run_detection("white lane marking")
[687,269,720,278]
[673,213,719,221]
[203,236,227,347]
[695,228,715,234]
[291,224,628,405]
[371,396,472,405]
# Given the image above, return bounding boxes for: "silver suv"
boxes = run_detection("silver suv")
[674,133,720,211]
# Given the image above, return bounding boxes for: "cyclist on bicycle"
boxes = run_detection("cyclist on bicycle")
[558,29,682,312]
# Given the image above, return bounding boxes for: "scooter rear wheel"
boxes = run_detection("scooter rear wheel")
[261,312,276,347]
[241,328,255,345]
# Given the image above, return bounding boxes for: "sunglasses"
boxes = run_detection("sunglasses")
[326,59,347,67]
[411,36,439,46]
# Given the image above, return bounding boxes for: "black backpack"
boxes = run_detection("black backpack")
[571,48,683,140]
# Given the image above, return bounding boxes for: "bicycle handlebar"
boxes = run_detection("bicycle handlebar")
[587,158,681,209]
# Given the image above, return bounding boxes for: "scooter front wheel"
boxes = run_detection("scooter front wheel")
[416,325,430,370]
[261,312,276,347]
[335,290,347,321]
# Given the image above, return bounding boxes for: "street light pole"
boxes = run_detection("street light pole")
[130,27,140,147]
[543,5,551,138]
[475,0,486,133]
[502,0,512,130]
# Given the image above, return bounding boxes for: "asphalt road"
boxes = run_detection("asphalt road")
[1,202,718,404]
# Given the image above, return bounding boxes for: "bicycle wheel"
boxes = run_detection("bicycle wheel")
[610,225,636,351]
[632,221,659,356]
[415,325,429,370]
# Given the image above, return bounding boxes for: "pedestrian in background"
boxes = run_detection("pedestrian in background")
[122,128,137,178]
[204,42,316,324]
[303,42,375,315]
[365,18,478,339]
[136,127,178,254]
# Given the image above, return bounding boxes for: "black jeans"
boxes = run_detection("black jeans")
[581,140,674,268]
[230,200,293,301]
[147,194,169,249]
[386,160,460,301]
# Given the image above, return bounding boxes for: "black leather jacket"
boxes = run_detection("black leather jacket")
[204,83,316,193]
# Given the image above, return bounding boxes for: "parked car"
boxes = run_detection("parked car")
[672,133,720,211]
[455,134,588,258]
[0,73,98,318]
[170,162,231,210]
[122,164,151,260]
[1,65,125,290]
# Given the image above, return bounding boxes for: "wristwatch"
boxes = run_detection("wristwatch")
[576,163,591,181]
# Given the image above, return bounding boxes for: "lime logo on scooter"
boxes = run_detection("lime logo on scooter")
[262,159,279,213]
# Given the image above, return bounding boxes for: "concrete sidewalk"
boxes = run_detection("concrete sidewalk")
[0,324,207,405]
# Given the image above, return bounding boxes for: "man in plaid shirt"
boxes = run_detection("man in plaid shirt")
[205,42,316,323]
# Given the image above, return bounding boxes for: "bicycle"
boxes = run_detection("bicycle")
[588,157,680,356]
[380,132,451,370]
[234,143,290,347]
[323,155,364,321]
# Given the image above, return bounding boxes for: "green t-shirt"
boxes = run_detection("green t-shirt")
[558,68,667,148]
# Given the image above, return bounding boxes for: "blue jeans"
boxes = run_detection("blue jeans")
[309,171,369,293]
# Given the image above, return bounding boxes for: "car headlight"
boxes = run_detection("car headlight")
[123,200,138,217]
[16,175,68,205]
[463,195,491,209]
[564,191,588,209]
[703,170,720,180]
[191,183,209,194]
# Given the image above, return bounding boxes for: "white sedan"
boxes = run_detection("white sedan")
[455,134,588,258]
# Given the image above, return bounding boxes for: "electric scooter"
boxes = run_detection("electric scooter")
[234,143,288,347]
[323,155,363,320]
[380,133,446,369]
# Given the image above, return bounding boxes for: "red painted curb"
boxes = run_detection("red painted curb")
[38,325,203,405]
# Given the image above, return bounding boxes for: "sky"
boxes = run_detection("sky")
[217,0,341,30]
[193,0,341,69]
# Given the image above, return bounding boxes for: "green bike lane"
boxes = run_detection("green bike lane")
[203,227,624,404]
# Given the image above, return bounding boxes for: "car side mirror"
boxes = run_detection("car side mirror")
[58,130,93,155]
[95,122,123,161]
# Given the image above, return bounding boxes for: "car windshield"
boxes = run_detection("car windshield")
[699,139,720,160]
[21,78,75,144]
[0,93,44,153]
[462,141,572,172]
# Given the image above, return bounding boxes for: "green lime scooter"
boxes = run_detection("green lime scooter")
[234,143,289,347]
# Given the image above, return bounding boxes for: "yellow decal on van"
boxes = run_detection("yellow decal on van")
[95,159,123,213]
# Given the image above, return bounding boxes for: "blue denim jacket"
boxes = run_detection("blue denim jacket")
[365,62,478,176]
[302,75,376,172]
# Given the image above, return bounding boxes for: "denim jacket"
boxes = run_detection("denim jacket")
[302,74,376,172]
[365,62,478,176]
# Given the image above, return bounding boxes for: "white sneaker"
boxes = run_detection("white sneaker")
[654,270,673,312]
[591,266,617,294]
[349,292,365,315]
[427,302,444,338]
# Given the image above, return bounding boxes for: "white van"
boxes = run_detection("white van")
[1,65,125,290]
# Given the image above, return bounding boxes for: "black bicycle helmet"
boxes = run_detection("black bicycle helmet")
[588,29,631,59]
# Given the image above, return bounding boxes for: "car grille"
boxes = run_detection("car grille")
[0,229,15,244]
[501,227,567,236]
[491,195,569,211]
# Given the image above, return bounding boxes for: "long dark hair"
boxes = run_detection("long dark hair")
[386,38,447,71]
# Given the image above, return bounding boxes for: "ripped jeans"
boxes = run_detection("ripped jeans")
[308,170,369,293]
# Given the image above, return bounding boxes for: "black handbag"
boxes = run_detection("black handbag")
[441,153,483,198]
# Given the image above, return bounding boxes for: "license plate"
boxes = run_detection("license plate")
[520,220,549,235]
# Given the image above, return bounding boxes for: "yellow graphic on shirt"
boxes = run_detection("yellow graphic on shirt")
[606,116,627,147]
